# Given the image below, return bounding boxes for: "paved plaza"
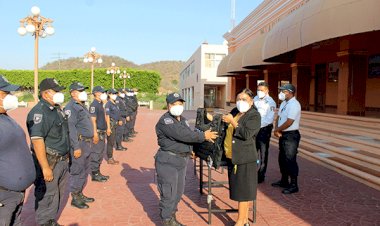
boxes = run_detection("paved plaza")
[8,108,380,226]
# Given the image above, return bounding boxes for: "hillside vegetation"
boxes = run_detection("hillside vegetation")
[41,55,184,93]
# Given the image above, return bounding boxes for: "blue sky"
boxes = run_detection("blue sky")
[0,0,262,69]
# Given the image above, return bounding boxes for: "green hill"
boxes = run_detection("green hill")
[41,55,184,93]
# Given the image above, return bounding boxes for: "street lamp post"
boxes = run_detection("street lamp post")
[119,70,130,89]
[106,62,120,89]
[18,6,55,103]
[83,47,103,93]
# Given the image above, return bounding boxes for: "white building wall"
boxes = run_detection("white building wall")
[180,43,228,110]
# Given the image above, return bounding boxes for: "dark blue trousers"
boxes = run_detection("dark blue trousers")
[256,124,273,179]
[278,130,301,178]
[0,190,24,226]
[70,140,92,193]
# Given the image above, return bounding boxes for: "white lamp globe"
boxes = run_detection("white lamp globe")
[106,70,110,74]
[119,75,122,79]
[45,26,55,35]
[128,75,131,79]
[40,32,47,38]
[116,70,120,74]
[17,27,27,36]
[26,24,36,33]
[97,58,103,64]
[31,6,40,16]
[111,62,115,67]
[91,47,96,52]
[83,58,89,63]
[88,57,94,63]
[110,69,115,74]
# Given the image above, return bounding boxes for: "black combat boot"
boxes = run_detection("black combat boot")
[91,171,108,182]
[116,144,127,151]
[79,192,95,203]
[172,213,186,226]
[282,177,299,194]
[71,192,89,209]
[271,175,289,188]
[162,217,183,226]
[40,219,63,226]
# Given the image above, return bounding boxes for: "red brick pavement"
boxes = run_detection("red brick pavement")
[7,108,380,226]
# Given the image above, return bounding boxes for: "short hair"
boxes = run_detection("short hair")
[257,82,269,87]
[236,88,255,100]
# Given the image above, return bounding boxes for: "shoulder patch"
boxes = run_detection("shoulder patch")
[270,106,276,111]
[65,110,71,118]
[33,114,43,124]
[164,118,174,125]
[90,107,95,114]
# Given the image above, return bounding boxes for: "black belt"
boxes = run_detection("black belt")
[162,150,191,158]
[97,130,106,134]
[45,147,69,161]
[78,135,93,142]
[0,186,12,192]
[282,130,299,134]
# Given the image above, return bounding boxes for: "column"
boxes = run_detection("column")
[291,63,311,110]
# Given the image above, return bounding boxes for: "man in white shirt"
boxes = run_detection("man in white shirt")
[272,83,301,194]
[254,82,276,183]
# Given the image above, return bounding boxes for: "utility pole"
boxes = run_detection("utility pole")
[51,52,67,70]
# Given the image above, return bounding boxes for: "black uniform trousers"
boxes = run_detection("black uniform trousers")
[90,134,106,172]
[256,124,273,179]
[70,140,93,193]
[278,130,301,178]
[106,123,117,159]
[131,111,137,132]
[116,118,125,146]
[155,150,188,220]
[34,159,69,225]
[0,189,24,226]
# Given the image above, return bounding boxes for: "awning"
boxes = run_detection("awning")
[216,54,237,77]
[226,43,250,73]
[242,32,274,69]
[263,0,380,61]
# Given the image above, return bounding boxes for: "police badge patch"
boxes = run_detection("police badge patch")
[164,118,174,124]
[33,114,43,124]
[65,110,71,118]
[90,107,95,114]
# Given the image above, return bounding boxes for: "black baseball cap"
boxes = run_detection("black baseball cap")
[118,88,125,93]
[69,82,88,92]
[0,75,20,92]
[279,83,296,93]
[107,88,118,94]
[92,86,106,93]
[39,78,65,92]
[166,92,185,104]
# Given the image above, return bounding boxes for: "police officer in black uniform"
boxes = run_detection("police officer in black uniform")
[125,88,138,138]
[64,82,95,209]
[116,88,131,145]
[89,86,109,182]
[0,75,36,226]
[130,88,139,135]
[155,93,218,226]
[105,89,122,165]
[27,78,70,226]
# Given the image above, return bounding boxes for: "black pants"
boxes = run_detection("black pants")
[256,124,273,179]
[106,125,117,159]
[116,119,125,146]
[0,190,24,226]
[278,130,301,178]
[70,140,92,193]
[155,151,188,220]
[90,135,106,172]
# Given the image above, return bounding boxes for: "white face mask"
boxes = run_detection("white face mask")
[110,94,117,100]
[257,91,266,99]
[100,93,108,101]
[278,92,286,101]
[236,100,251,113]
[169,105,184,116]
[0,94,18,111]
[127,93,133,97]
[52,92,65,105]
[78,91,87,102]
[119,93,126,98]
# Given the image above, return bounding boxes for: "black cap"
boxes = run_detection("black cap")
[39,78,65,92]
[166,92,185,104]
[126,88,133,92]
[0,75,20,92]
[69,82,88,92]
[279,83,296,93]
[92,86,106,93]
[107,88,118,94]
[118,88,125,93]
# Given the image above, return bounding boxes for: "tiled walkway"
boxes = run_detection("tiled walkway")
[8,108,380,226]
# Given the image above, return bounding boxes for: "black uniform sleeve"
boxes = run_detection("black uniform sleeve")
[234,110,261,141]
[158,119,205,143]
[27,108,50,139]
[65,104,80,150]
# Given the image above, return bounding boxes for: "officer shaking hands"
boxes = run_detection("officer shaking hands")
[0,75,36,226]
[155,92,218,226]
[26,78,69,226]
[64,82,95,209]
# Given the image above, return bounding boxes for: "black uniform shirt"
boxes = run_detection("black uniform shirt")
[27,98,70,155]
[0,114,36,191]
[155,111,205,154]
[124,96,134,116]
[132,95,138,112]
[116,96,127,117]
[90,99,107,131]
[105,100,121,121]
[64,99,94,150]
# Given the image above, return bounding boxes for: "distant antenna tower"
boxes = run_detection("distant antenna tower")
[231,0,236,30]
[51,52,67,70]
